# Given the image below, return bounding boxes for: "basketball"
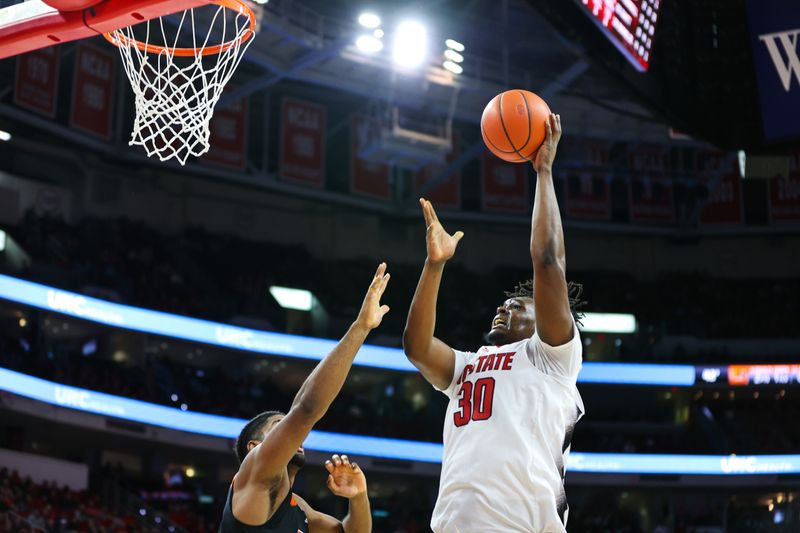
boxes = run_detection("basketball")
[480,89,551,163]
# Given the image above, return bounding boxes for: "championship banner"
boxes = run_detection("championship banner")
[280,97,326,187]
[628,145,674,224]
[746,0,800,140]
[414,131,461,209]
[564,172,610,220]
[14,46,59,118]
[768,149,800,224]
[696,151,743,226]
[350,114,391,200]
[202,94,249,169]
[69,44,115,140]
[481,152,529,213]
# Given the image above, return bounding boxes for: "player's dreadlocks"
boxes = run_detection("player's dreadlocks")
[505,280,587,325]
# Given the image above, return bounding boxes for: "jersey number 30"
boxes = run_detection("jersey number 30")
[454,377,496,427]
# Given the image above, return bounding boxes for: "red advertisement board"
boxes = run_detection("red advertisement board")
[14,46,59,117]
[768,149,800,224]
[481,152,529,213]
[69,44,115,139]
[350,114,391,200]
[414,131,461,209]
[280,97,326,187]
[628,145,674,224]
[202,95,249,169]
[696,151,743,226]
[564,171,611,220]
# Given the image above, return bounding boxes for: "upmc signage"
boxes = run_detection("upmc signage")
[747,0,800,140]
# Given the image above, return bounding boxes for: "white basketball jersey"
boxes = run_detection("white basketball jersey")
[431,325,585,533]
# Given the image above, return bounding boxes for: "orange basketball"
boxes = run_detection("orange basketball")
[480,89,551,163]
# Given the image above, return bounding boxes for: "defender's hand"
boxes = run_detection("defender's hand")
[420,198,464,265]
[355,263,391,331]
[325,454,367,499]
[532,113,562,174]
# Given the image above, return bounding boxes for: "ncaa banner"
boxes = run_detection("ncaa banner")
[747,0,800,140]
[280,97,326,187]
[481,151,529,214]
[14,46,59,118]
[696,151,743,226]
[350,114,391,200]
[202,92,249,169]
[69,44,115,140]
[768,148,800,224]
[627,145,674,224]
[415,131,461,209]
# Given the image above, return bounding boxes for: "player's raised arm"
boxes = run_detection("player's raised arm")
[402,199,463,390]
[530,113,574,346]
[240,264,391,484]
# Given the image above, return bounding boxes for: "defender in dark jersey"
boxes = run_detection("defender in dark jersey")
[220,263,391,533]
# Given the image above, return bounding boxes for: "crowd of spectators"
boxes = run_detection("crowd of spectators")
[6,213,800,360]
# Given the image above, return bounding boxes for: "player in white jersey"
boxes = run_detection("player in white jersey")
[403,113,585,533]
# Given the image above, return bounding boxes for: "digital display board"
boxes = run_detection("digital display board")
[578,0,662,71]
[4,366,800,473]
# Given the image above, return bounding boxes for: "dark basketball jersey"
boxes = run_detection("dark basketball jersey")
[219,485,309,533]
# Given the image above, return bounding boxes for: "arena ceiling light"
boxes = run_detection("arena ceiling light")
[269,286,314,311]
[443,49,463,63]
[445,38,464,52]
[356,34,383,53]
[442,61,463,74]
[358,12,381,29]
[393,20,427,68]
[0,130,11,142]
[578,312,637,333]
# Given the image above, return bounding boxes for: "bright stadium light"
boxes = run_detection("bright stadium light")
[445,38,464,52]
[373,28,384,38]
[270,286,314,311]
[393,20,427,67]
[578,313,637,333]
[358,12,381,29]
[356,34,384,53]
[442,60,463,74]
[444,49,463,63]
[0,229,5,251]
[0,130,11,142]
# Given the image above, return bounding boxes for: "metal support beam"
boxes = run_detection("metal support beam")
[418,59,588,198]
[219,36,352,105]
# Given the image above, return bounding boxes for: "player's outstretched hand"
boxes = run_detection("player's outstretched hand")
[355,263,391,331]
[420,198,464,265]
[325,454,367,499]
[532,113,562,174]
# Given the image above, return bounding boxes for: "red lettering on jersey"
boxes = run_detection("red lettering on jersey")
[493,353,505,370]
[502,352,515,370]
[483,353,496,372]
[476,355,488,373]
[457,364,475,385]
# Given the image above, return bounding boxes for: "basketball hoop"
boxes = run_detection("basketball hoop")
[103,0,256,165]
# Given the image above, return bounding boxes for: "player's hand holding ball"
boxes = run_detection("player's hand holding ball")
[531,112,562,174]
[325,454,367,499]
[355,262,391,330]
[420,198,464,265]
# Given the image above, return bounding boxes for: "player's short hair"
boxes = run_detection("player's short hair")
[234,410,284,464]
[505,280,587,324]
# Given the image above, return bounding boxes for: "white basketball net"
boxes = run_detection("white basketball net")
[106,4,254,165]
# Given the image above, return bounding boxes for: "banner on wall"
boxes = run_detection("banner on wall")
[481,152,529,213]
[628,145,674,224]
[14,46,59,117]
[69,44,115,140]
[696,151,743,226]
[350,114,391,200]
[280,97,326,187]
[565,172,611,220]
[768,149,800,224]
[746,0,800,140]
[202,94,249,169]
[414,131,461,209]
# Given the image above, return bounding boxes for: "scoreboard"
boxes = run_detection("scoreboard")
[578,0,662,71]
